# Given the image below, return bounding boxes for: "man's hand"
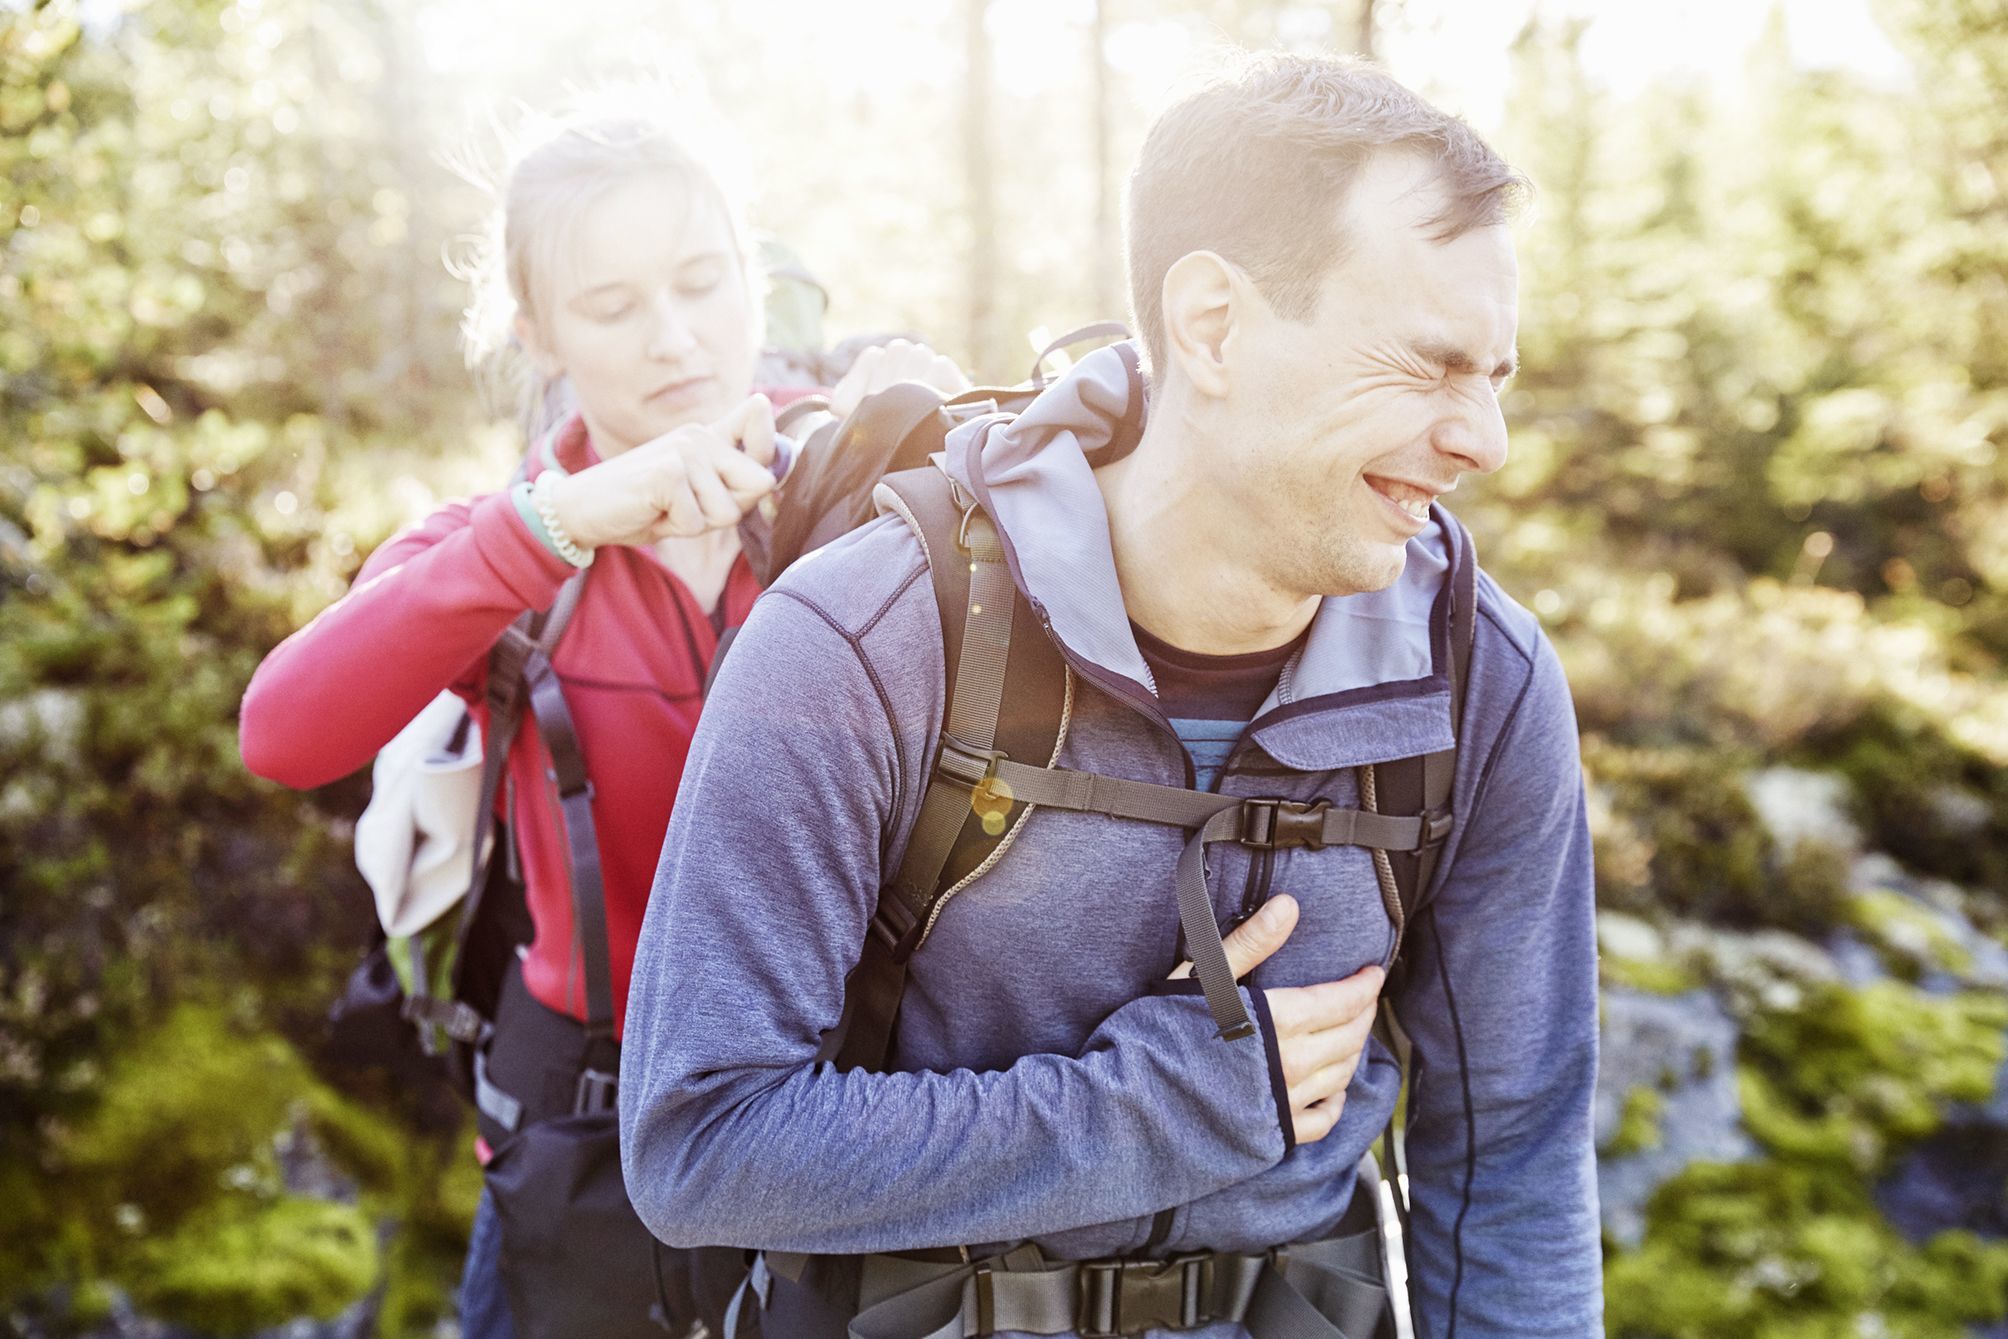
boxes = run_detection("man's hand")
[549,396,778,549]
[828,339,971,419]
[1169,895,1385,1145]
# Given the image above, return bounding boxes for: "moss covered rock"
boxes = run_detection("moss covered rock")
[21,1002,474,1336]
[1739,980,2008,1172]
[126,1196,378,1336]
[1604,1160,2008,1338]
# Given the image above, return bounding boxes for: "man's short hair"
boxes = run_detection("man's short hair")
[1126,54,1529,374]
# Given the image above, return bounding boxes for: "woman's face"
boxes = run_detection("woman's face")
[520,171,760,456]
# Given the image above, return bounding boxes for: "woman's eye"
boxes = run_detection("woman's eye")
[677,277,720,299]
[591,302,636,322]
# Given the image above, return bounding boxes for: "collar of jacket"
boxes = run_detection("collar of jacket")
[942,344,1461,772]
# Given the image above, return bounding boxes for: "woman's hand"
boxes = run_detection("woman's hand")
[549,395,778,549]
[1168,894,1386,1146]
[828,339,972,419]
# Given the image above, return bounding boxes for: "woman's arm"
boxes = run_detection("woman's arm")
[239,490,575,790]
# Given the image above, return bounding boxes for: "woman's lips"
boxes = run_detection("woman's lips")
[646,375,715,413]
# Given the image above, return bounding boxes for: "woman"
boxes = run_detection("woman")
[239,98,964,1337]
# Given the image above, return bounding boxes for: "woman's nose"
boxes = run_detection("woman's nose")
[644,298,699,362]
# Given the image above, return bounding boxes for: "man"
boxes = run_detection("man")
[621,54,1601,1339]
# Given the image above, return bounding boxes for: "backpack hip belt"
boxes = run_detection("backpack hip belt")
[740,1157,1392,1339]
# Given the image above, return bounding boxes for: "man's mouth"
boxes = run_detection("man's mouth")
[1364,475,1444,522]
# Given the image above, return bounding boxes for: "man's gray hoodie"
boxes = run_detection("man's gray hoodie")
[620,346,1603,1338]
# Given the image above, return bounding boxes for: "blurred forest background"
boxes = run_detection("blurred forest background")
[3,0,2007,1334]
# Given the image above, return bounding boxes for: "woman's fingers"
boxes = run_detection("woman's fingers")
[684,458,743,531]
[712,445,778,506]
[713,394,775,467]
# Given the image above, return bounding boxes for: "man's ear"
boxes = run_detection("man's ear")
[1159,251,1240,399]
[514,311,563,378]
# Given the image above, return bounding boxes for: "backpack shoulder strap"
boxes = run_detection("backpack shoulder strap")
[409,568,587,1041]
[817,464,1067,1071]
[1368,509,1478,971]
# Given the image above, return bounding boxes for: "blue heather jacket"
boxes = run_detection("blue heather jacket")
[620,348,1603,1338]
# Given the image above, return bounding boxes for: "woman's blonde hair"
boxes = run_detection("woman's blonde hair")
[450,86,764,437]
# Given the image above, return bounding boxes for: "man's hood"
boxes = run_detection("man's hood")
[938,342,1463,771]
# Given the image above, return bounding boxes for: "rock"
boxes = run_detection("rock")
[1844,880,2008,994]
[1596,987,1755,1248]
[1666,921,1842,1018]
[1597,911,1665,963]
[1744,766,1861,853]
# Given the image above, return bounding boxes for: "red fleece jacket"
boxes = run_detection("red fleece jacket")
[240,415,763,1037]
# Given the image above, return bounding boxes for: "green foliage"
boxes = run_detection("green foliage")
[1599,953,1700,998]
[1604,1161,2008,1339]
[1490,6,2008,664]
[1604,1086,1667,1158]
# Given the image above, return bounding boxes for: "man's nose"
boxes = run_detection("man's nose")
[1434,386,1509,476]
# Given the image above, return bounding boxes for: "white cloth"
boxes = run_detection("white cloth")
[353,691,492,938]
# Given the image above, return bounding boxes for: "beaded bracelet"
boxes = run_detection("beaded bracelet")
[531,470,594,569]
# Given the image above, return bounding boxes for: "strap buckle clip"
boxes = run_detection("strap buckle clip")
[573,1067,618,1116]
[1077,1255,1216,1337]
[1418,806,1454,849]
[1238,798,1330,851]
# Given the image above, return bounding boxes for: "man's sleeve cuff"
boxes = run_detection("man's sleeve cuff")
[1149,978,1296,1153]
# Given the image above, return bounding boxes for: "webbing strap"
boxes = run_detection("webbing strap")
[881,507,1018,950]
[1179,810,1256,1040]
[444,568,587,1001]
[987,759,1428,853]
[523,641,616,1051]
[472,1045,524,1134]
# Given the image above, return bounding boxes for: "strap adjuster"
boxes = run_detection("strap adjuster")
[868,898,924,960]
[1238,799,1330,851]
[573,1067,617,1116]
[546,769,595,803]
[1419,807,1454,849]
[937,735,1006,789]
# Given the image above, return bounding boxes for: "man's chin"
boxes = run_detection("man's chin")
[1318,545,1408,598]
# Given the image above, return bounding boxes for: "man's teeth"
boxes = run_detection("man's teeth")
[1371,480,1434,519]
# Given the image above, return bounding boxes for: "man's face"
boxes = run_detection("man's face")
[1222,152,1518,598]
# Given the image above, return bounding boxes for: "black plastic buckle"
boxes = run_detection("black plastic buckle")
[573,1067,618,1116]
[1077,1256,1215,1337]
[1418,806,1454,849]
[1238,799,1331,851]
[936,735,1006,790]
